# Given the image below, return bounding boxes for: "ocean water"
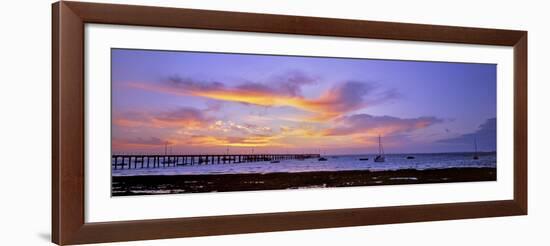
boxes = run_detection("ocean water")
[111,152,496,177]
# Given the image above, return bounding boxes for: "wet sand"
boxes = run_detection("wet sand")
[112,167,496,196]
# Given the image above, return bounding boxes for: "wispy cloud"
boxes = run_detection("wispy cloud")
[186,134,281,147]
[113,107,213,129]
[265,70,319,96]
[298,81,398,120]
[113,137,172,148]
[208,120,273,135]
[129,71,398,120]
[153,107,212,128]
[437,117,496,151]
[323,114,443,137]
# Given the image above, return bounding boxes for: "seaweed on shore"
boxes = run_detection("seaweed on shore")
[112,167,496,196]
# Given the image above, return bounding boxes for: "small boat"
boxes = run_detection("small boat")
[359,157,369,161]
[318,148,328,161]
[473,137,480,160]
[406,156,415,159]
[374,135,385,162]
[270,160,280,163]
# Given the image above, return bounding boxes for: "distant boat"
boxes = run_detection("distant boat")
[374,135,385,162]
[270,160,280,163]
[406,156,415,159]
[359,157,369,161]
[473,137,480,160]
[318,148,328,161]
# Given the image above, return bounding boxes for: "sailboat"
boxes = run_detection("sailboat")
[374,135,385,162]
[318,148,328,161]
[473,137,480,160]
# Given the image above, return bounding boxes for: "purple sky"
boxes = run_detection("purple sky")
[111,48,496,154]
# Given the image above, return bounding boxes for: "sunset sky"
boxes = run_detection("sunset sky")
[111,49,496,155]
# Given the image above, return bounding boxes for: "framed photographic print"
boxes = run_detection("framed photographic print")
[52,1,527,245]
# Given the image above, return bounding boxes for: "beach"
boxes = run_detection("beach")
[112,167,496,196]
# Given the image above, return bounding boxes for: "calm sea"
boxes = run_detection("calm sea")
[111,152,496,176]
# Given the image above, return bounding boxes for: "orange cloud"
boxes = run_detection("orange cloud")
[279,125,321,137]
[128,76,397,120]
[113,137,173,149]
[113,107,212,129]
[185,134,281,148]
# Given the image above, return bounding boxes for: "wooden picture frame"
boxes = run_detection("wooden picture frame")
[52,1,527,245]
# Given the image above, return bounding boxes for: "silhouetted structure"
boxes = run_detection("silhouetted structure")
[112,153,320,170]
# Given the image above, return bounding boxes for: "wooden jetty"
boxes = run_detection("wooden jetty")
[112,154,321,170]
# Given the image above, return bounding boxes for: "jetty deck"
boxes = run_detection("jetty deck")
[112,154,320,170]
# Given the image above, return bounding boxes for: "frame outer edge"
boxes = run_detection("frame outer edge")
[64,1,524,46]
[52,2,60,245]
[513,32,528,214]
[54,1,86,245]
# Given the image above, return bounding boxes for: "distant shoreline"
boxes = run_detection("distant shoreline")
[112,167,496,196]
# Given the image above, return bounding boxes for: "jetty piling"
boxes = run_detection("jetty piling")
[112,154,320,170]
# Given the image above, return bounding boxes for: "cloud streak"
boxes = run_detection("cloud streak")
[186,134,281,147]
[209,120,273,135]
[324,114,443,137]
[113,107,213,129]
[129,72,398,120]
[437,117,496,151]
[113,137,173,148]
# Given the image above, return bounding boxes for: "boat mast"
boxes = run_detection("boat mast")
[474,137,478,155]
[381,136,385,155]
[378,135,384,156]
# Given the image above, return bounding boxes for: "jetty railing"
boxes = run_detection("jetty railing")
[112,154,321,170]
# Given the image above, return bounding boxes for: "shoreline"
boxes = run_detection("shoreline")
[112,167,496,196]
